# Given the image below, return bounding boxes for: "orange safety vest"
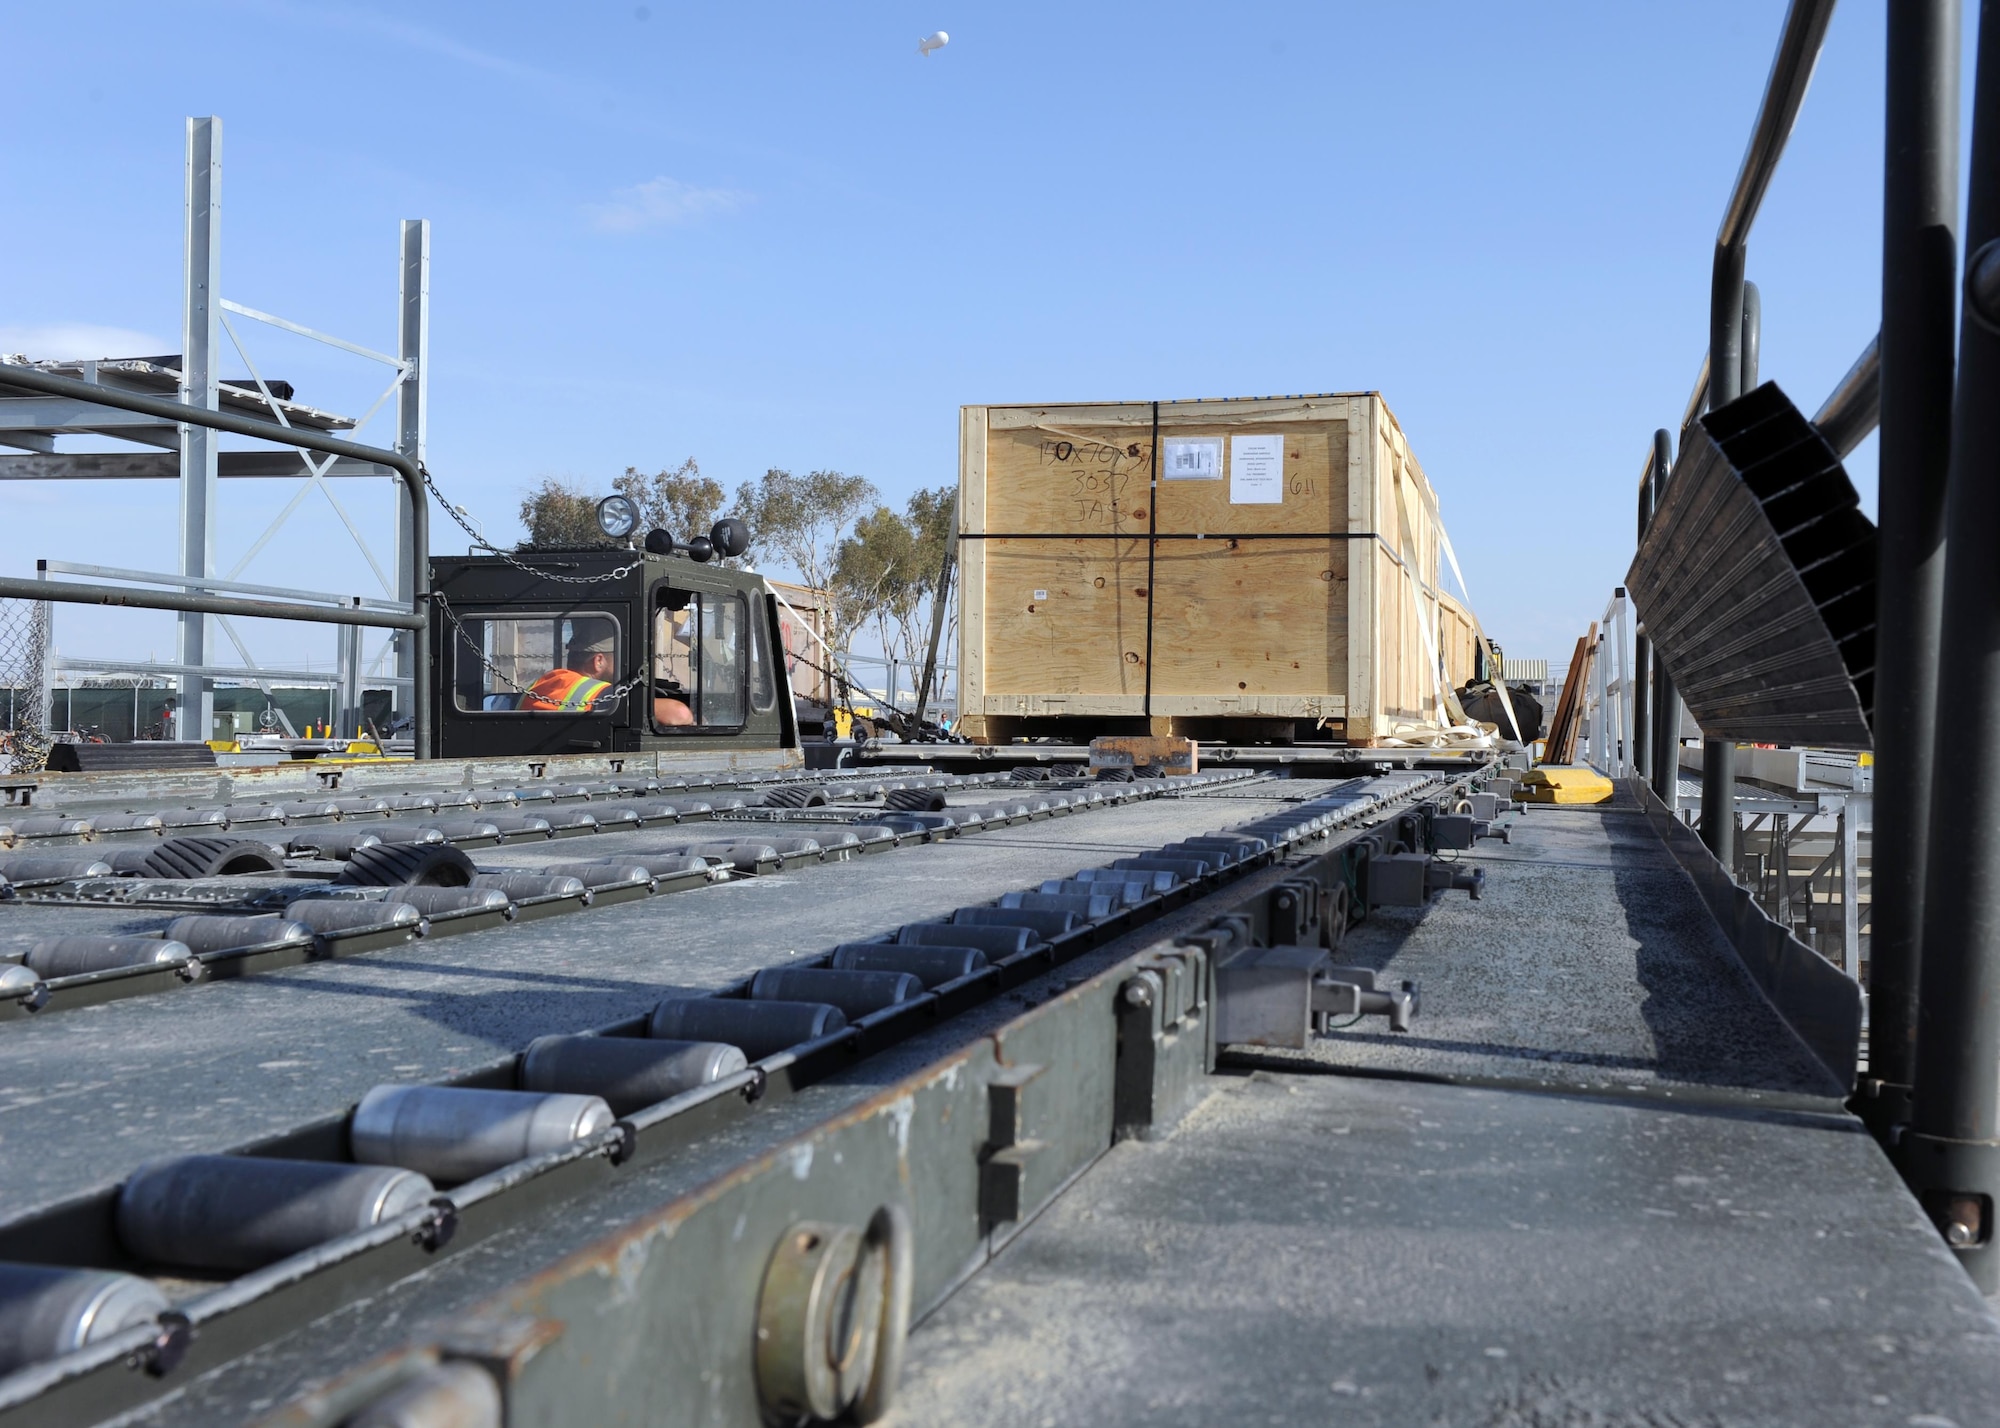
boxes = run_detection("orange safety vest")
[522,668,612,712]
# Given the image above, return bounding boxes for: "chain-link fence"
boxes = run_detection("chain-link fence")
[0,599,51,773]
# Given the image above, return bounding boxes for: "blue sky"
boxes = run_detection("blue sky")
[0,2,1971,676]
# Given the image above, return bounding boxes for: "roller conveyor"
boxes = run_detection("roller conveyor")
[0,759,1458,1425]
[0,770,1311,1229]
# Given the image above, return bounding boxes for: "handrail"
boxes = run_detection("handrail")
[0,360,431,756]
[1680,0,1842,422]
[1717,0,1840,250]
[1810,335,1882,457]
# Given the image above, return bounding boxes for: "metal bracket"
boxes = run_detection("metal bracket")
[1216,946,1423,1047]
[1313,965,1420,1034]
[980,1063,1046,1228]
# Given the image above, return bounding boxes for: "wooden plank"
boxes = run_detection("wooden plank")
[986,394,1359,431]
[959,406,989,719]
[1346,395,1379,740]
[1542,627,1597,764]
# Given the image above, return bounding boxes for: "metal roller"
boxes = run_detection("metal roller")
[116,1155,436,1272]
[647,999,846,1059]
[0,1263,169,1376]
[417,817,507,842]
[282,900,425,935]
[364,822,452,847]
[747,968,922,1019]
[683,841,781,872]
[4,815,94,839]
[949,907,1077,938]
[0,856,113,882]
[535,862,656,890]
[386,885,513,918]
[994,891,1115,920]
[0,963,39,995]
[828,944,987,988]
[159,915,314,953]
[1038,877,1147,907]
[1170,836,1269,863]
[894,922,1036,956]
[1109,855,1211,881]
[618,853,709,878]
[477,812,557,838]
[519,1035,748,1114]
[281,828,384,860]
[346,1361,503,1428]
[467,872,588,902]
[1080,864,1168,884]
[349,1085,615,1184]
[23,937,194,978]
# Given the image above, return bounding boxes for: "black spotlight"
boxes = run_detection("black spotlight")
[686,535,715,563]
[710,518,750,559]
[643,528,677,555]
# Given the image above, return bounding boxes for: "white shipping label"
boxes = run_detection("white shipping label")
[1229,434,1285,504]
[1162,437,1223,481]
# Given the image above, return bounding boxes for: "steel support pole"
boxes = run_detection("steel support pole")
[1647,430,1680,807]
[395,219,429,723]
[1865,0,1961,1131]
[1907,0,2000,1292]
[1699,269,1752,866]
[179,117,221,742]
[1633,476,1653,780]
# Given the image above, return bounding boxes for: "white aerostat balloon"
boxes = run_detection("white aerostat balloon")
[918,31,949,57]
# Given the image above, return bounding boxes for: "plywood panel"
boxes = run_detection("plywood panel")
[981,538,1150,697]
[1148,539,1347,697]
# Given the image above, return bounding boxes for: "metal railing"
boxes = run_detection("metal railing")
[1630,0,2000,1285]
[0,362,432,756]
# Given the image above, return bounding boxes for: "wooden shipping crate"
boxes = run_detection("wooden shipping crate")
[957,393,1479,744]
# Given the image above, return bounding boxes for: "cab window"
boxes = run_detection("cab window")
[452,612,625,714]
[749,600,777,713]
[652,590,748,731]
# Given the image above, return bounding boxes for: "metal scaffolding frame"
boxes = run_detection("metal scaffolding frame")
[0,115,428,742]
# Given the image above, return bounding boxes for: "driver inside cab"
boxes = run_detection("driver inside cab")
[523,621,620,712]
[651,604,696,727]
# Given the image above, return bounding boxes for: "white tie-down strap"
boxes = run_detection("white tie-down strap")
[1435,521,1524,744]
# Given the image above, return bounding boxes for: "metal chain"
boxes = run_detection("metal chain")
[421,461,644,584]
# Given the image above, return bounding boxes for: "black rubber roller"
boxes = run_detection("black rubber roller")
[389,885,513,918]
[894,923,1037,956]
[519,1034,747,1114]
[0,1264,169,1376]
[995,891,1115,920]
[748,967,921,1018]
[950,906,1077,938]
[280,827,383,860]
[116,1155,435,1273]
[882,787,948,813]
[160,915,314,953]
[648,998,847,1059]
[24,937,193,977]
[0,854,114,882]
[760,785,829,808]
[336,842,476,887]
[828,943,986,988]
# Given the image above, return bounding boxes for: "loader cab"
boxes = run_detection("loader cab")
[428,547,797,760]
